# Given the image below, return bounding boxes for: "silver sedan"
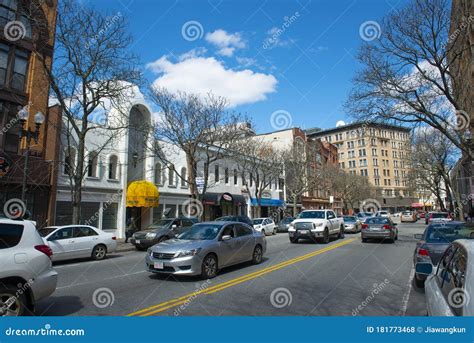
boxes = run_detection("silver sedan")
[146,221,266,279]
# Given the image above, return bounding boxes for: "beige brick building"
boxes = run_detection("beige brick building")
[307,122,418,212]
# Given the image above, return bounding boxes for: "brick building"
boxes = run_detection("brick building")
[0,0,59,227]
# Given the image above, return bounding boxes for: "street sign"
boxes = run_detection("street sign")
[196,177,204,194]
[329,196,334,204]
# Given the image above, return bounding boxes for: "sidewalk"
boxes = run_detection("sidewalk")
[115,238,137,253]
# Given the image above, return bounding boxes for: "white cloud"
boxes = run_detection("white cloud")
[147,54,277,107]
[205,29,245,57]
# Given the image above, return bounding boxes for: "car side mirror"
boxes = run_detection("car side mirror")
[221,235,232,241]
[414,234,423,239]
[415,262,433,275]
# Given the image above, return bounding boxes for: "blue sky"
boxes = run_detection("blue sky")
[88,0,409,133]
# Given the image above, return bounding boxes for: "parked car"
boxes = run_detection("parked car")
[417,239,474,316]
[146,221,266,279]
[39,225,117,262]
[277,217,295,232]
[288,209,344,244]
[1,218,57,316]
[343,216,362,233]
[131,217,198,250]
[356,212,373,222]
[419,212,426,219]
[401,210,416,223]
[215,215,253,226]
[252,218,276,236]
[375,210,390,218]
[426,212,452,225]
[361,217,398,243]
[413,222,474,287]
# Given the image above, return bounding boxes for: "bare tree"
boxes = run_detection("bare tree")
[346,0,473,158]
[409,129,460,216]
[35,0,142,224]
[233,138,283,217]
[149,88,249,201]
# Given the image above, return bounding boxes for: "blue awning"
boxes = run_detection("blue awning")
[250,198,285,207]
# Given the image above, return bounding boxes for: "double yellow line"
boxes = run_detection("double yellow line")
[127,238,355,316]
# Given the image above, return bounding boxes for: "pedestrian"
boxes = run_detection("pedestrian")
[125,216,138,243]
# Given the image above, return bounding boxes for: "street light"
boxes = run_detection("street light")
[18,107,45,204]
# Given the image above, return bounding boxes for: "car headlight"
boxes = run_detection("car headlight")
[146,232,157,240]
[175,248,201,258]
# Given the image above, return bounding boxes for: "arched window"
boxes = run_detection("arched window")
[108,155,119,180]
[180,167,187,187]
[154,163,162,185]
[87,151,99,177]
[64,147,76,175]
[168,164,175,187]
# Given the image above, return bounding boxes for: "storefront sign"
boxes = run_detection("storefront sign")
[221,193,233,202]
[261,191,272,199]
[0,156,11,178]
[196,177,204,194]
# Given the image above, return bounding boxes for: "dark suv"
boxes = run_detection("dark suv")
[131,217,198,250]
[215,215,253,226]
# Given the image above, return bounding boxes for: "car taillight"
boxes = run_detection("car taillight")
[362,223,368,229]
[382,224,391,230]
[35,245,53,258]
[112,236,117,240]
[418,248,429,256]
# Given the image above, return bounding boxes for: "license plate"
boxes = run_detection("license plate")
[370,227,381,231]
[135,240,141,244]
[300,230,308,234]
[154,262,164,269]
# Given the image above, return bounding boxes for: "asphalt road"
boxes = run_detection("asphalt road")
[35,220,428,316]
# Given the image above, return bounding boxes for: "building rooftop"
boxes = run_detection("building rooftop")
[305,121,411,137]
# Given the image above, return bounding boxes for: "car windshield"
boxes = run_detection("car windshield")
[253,219,264,224]
[432,213,449,218]
[366,218,390,224]
[148,220,173,229]
[298,211,325,219]
[38,227,58,237]
[281,217,294,224]
[177,224,221,240]
[343,216,356,222]
[403,211,411,215]
[426,224,474,243]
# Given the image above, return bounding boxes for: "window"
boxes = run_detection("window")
[235,224,253,237]
[11,49,28,91]
[224,167,229,184]
[214,164,219,183]
[154,163,162,185]
[87,151,99,177]
[168,165,175,187]
[50,227,74,241]
[234,169,238,185]
[180,167,187,187]
[64,147,76,175]
[0,223,23,249]
[73,226,98,238]
[0,43,8,87]
[108,155,118,180]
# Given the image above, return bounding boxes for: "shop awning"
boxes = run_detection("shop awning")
[126,180,159,208]
[202,193,247,206]
[251,198,285,207]
[202,193,219,205]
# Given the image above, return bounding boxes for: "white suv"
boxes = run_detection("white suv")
[0,218,58,316]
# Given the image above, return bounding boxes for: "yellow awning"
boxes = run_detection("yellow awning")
[126,180,159,208]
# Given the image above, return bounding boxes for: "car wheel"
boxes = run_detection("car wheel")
[252,245,263,264]
[290,237,298,243]
[338,226,345,239]
[0,284,26,317]
[272,227,276,235]
[92,244,107,260]
[321,229,329,244]
[201,254,218,279]
[414,274,425,288]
